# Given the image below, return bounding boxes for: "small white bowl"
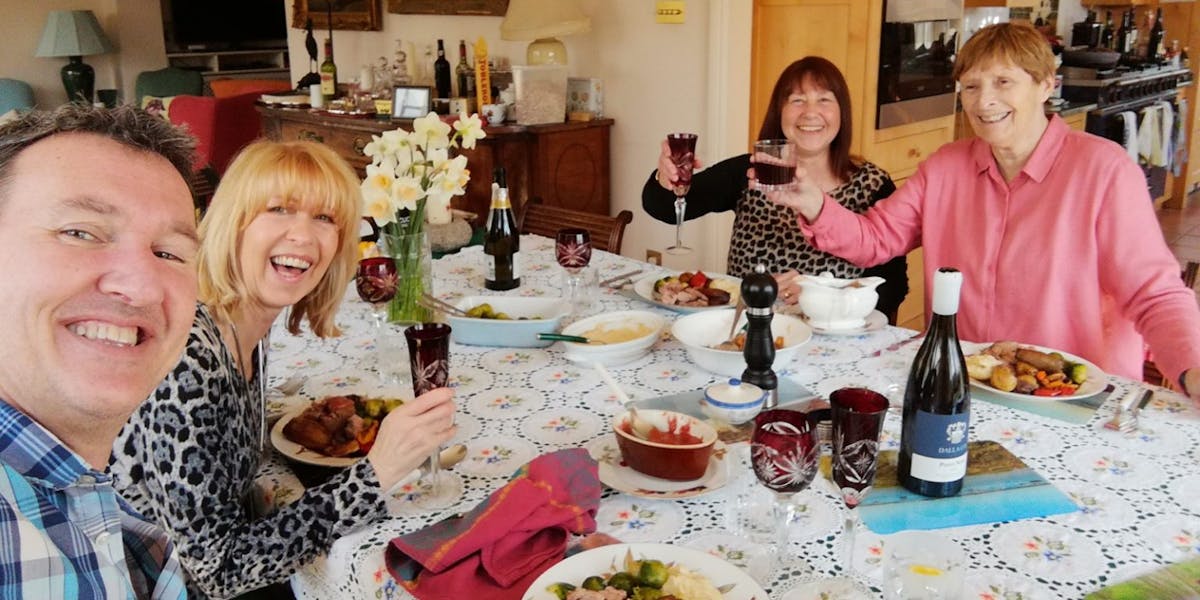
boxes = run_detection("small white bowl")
[703,378,767,424]
[671,309,812,377]
[447,296,569,347]
[559,310,667,367]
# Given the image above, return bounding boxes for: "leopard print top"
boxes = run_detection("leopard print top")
[727,161,893,278]
[110,304,389,599]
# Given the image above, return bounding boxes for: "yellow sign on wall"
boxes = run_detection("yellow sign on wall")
[656,1,685,24]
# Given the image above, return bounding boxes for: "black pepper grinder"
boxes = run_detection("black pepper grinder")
[741,264,778,408]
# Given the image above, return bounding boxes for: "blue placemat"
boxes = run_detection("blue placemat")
[821,440,1078,534]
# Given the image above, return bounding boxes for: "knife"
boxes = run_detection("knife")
[599,268,643,288]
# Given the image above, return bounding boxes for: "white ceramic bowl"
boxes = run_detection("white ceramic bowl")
[447,296,570,347]
[671,309,812,377]
[559,310,667,367]
[703,379,767,424]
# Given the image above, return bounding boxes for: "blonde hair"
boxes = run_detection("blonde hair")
[953,21,1056,84]
[197,140,361,337]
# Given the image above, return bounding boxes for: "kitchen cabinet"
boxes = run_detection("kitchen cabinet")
[258,106,612,224]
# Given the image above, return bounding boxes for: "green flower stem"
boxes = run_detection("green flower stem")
[383,201,432,324]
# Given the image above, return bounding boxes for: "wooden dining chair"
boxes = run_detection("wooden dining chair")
[1142,260,1200,388]
[517,197,634,254]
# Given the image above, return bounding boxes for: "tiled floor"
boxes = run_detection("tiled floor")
[1157,200,1200,272]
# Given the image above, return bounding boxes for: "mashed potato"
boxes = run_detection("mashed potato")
[581,322,653,344]
[661,566,723,600]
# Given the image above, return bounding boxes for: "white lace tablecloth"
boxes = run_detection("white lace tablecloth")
[259,235,1200,600]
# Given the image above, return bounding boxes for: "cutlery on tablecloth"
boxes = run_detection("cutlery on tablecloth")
[599,268,643,288]
[272,375,307,396]
[1105,388,1152,432]
[867,333,923,357]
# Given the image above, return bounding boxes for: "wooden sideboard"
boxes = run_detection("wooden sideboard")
[257,106,613,225]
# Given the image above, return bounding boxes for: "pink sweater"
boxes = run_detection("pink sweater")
[802,116,1200,382]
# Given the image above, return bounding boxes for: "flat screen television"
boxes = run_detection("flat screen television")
[163,0,288,53]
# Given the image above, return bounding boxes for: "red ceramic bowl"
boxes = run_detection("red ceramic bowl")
[613,409,718,481]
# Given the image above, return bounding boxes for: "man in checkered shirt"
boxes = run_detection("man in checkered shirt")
[0,104,199,599]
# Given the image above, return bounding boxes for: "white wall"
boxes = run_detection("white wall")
[286,1,752,270]
[0,0,166,107]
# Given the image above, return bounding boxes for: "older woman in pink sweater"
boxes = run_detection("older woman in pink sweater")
[770,21,1200,403]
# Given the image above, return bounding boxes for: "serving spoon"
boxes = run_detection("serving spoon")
[593,362,654,439]
[714,300,746,351]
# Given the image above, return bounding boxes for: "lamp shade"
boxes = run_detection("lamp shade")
[500,0,590,41]
[35,10,113,58]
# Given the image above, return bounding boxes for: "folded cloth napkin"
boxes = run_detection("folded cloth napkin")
[386,448,600,600]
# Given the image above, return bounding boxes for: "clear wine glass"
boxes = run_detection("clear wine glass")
[556,228,593,313]
[830,387,889,568]
[666,132,697,255]
[747,408,820,547]
[404,322,453,497]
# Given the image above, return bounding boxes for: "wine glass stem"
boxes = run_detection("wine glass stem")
[673,196,686,246]
[426,446,440,490]
[843,507,859,568]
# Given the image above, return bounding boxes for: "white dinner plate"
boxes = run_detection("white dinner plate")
[630,272,741,313]
[797,309,888,336]
[522,543,769,600]
[963,342,1109,402]
[270,407,362,468]
[593,437,729,500]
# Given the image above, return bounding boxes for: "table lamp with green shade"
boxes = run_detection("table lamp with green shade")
[35,10,114,104]
[499,0,590,66]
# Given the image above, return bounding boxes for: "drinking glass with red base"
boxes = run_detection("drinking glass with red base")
[751,139,798,192]
[666,132,697,254]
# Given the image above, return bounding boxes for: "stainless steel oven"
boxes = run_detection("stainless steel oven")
[877,0,961,129]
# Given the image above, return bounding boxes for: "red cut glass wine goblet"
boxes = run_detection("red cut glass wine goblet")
[666,132,697,255]
[830,387,889,567]
[356,257,398,330]
[748,408,820,545]
[405,322,453,496]
[555,228,592,272]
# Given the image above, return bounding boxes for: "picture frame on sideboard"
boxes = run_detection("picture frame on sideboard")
[392,85,432,119]
[387,0,508,16]
[293,0,383,31]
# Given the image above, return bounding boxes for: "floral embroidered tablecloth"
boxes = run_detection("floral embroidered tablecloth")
[260,235,1200,600]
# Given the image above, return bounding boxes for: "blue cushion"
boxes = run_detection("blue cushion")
[0,79,34,115]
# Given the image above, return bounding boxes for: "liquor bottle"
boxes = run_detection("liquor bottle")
[320,38,338,102]
[1115,10,1130,54]
[484,167,520,291]
[1100,10,1115,50]
[456,40,474,99]
[434,39,452,99]
[897,267,970,498]
[1147,8,1165,62]
[1127,10,1140,58]
[475,36,492,109]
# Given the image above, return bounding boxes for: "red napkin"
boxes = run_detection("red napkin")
[386,448,600,600]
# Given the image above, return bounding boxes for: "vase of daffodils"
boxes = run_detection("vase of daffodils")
[361,111,486,323]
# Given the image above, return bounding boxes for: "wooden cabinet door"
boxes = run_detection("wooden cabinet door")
[750,0,873,155]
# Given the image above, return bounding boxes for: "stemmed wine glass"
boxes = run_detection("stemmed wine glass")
[404,323,453,497]
[666,132,697,254]
[746,408,820,552]
[830,387,889,567]
[356,257,398,326]
[555,228,593,313]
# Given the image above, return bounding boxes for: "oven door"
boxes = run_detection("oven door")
[1085,90,1178,199]
[877,20,958,128]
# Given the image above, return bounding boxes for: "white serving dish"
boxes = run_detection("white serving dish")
[558,310,667,367]
[446,296,569,347]
[671,309,812,377]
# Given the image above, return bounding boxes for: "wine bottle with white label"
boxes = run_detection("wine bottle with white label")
[897,267,970,497]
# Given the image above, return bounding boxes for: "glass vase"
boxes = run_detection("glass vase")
[380,229,433,325]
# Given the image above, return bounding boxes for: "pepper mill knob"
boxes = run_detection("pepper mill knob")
[741,264,779,408]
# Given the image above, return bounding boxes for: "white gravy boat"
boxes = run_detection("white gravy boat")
[795,271,885,330]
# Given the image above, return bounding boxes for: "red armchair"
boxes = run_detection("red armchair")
[167,91,263,176]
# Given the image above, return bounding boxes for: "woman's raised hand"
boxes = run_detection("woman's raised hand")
[656,139,703,191]
[757,165,826,222]
[367,387,457,491]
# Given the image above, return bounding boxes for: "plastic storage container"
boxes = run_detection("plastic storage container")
[513,65,567,125]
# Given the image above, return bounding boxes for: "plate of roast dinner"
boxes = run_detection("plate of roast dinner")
[963,341,1108,402]
[271,394,403,467]
[631,270,741,313]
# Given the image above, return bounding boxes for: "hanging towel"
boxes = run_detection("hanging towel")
[1119,110,1139,162]
[1174,99,1189,176]
[1157,100,1174,168]
[1137,106,1161,166]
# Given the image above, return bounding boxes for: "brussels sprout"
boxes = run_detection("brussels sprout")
[493,312,511,320]
[544,582,575,600]
[653,276,674,292]
[632,587,663,600]
[637,559,669,588]
[607,572,637,593]
[581,575,606,591]
[466,303,493,318]
[360,398,385,418]
[1065,362,1088,384]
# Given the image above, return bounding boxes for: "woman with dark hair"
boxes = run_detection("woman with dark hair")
[642,56,908,319]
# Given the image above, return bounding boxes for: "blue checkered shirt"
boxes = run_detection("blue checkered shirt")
[0,400,187,599]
